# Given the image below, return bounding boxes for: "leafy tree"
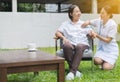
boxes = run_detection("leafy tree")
[0,1,12,11]
[18,3,45,12]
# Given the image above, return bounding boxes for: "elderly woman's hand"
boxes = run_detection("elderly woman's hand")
[63,38,74,49]
[91,31,98,38]
[63,38,70,43]
[89,30,98,39]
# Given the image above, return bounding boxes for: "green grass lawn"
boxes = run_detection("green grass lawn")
[6,42,120,82]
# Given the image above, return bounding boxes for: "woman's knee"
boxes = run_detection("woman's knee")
[94,57,103,65]
[63,42,72,49]
[76,44,88,51]
[102,63,114,70]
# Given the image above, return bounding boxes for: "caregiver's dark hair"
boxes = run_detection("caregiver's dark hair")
[68,5,79,20]
[103,5,113,18]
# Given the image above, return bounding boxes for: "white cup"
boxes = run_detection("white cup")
[27,43,37,51]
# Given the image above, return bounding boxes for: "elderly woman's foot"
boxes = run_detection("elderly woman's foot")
[75,71,82,78]
[66,72,74,80]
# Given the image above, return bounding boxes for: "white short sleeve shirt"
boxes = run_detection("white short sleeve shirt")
[90,18,119,65]
[57,19,92,46]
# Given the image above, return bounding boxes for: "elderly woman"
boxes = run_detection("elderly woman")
[55,5,92,80]
[82,5,119,70]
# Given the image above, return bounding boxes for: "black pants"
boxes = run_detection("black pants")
[63,42,89,75]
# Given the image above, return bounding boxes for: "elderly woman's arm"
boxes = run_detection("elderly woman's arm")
[55,31,65,39]
[55,31,69,43]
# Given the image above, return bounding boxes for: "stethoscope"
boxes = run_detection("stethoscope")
[98,20,103,35]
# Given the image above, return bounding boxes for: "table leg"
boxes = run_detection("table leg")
[0,68,7,82]
[58,62,65,82]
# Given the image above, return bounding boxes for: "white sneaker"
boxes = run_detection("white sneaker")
[66,72,74,80]
[75,71,82,78]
